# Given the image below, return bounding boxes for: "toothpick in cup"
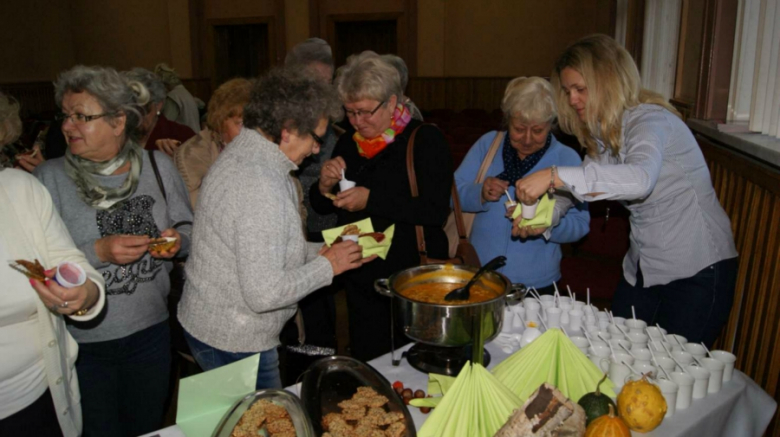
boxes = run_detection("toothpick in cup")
[566,285,573,299]
[632,305,637,320]
[586,288,591,307]
[620,343,636,358]
[701,342,712,358]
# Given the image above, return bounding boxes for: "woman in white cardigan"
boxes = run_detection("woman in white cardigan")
[0,92,105,437]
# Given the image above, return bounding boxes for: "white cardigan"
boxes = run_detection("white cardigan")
[0,168,105,437]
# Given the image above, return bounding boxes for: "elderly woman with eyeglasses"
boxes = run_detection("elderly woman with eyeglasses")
[455,77,589,295]
[309,53,453,361]
[177,68,373,389]
[33,65,193,437]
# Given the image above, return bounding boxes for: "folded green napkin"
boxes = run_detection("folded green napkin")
[322,218,395,260]
[510,195,556,229]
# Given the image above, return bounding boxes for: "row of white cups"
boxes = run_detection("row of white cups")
[499,289,738,419]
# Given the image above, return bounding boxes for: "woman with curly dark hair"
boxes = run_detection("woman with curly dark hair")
[177,68,375,389]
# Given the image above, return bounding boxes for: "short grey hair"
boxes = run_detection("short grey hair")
[243,67,341,142]
[0,92,22,147]
[54,65,150,143]
[123,68,167,104]
[380,54,409,92]
[501,76,558,125]
[335,51,402,104]
[285,38,334,69]
[154,63,182,89]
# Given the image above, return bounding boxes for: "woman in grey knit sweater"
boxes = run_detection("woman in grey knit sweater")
[178,68,373,389]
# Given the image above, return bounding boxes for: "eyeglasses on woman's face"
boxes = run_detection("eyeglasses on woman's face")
[310,131,325,147]
[56,111,116,125]
[344,100,385,120]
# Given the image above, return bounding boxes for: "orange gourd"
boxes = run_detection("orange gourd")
[585,404,631,437]
[617,375,667,432]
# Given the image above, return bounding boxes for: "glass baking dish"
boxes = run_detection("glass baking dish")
[211,388,315,437]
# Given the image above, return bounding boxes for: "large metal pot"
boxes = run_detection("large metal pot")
[374,264,525,347]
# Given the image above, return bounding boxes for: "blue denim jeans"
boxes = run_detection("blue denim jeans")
[77,320,171,437]
[612,257,738,348]
[184,330,282,390]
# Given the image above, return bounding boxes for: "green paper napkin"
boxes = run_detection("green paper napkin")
[176,354,260,437]
[510,195,556,229]
[322,218,395,260]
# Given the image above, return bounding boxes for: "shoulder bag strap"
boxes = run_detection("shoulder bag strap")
[148,149,192,229]
[475,131,504,184]
[406,124,470,263]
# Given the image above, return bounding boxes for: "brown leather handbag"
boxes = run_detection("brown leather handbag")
[406,125,481,267]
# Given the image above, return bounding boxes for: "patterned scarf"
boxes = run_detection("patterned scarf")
[353,104,412,159]
[64,140,144,210]
[496,132,552,185]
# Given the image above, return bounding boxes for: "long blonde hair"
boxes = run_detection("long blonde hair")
[551,34,680,157]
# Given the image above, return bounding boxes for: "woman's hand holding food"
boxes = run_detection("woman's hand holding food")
[319,156,347,195]
[29,269,99,316]
[482,177,509,203]
[334,187,369,212]
[95,234,151,265]
[15,144,44,173]
[149,228,182,259]
[511,213,548,238]
[322,241,377,275]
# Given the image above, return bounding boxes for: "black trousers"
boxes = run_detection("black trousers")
[345,279,409,362]
[611,257,738,348]
[0,389,63,437]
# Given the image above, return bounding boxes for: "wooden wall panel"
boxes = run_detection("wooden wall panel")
[697,133,780,437]
[407,77,513,112]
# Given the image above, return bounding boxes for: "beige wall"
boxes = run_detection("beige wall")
[0,0,76,83]
[418,0,613,77]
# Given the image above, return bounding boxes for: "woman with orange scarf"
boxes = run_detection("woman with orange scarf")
[310,53,453,361]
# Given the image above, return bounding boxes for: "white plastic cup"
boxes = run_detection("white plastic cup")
[594,331,612,341]
[559,303,572,325]
[711,350,737,382]
[569,336,589,354]
[588,346,612,371]
[519,327,542,347]
[687,365,711,399]
[521,199,540,219]
[632,348,652,366]
[612,316,627,326]
[634,363,658,379]
[611,352,635,366]
[657,379,679,418]
[545,307,562,328]
[625,318,647,334]
[655,356,677,373]
[539,294,555,304]
[502,307,514,333]
[340,234,359,243]
[701,357,725,393]
[607,324,623,336]
[339,179,356,191]
[573,301,586,310]
[628,332,649,350]
[524,300,541,322]
[596,311,609,320]
[685,343,707,361]
[54,261,87,288]
[609,338,631,352]
[671,350,695,371]
[671,371,695,410]
[608,361,632,390]
[585,323,598,332]
[558,296,572,305]
[512,313,525,331]
[568,312,584,333]
[645,326,666,339]
[598,318,611,331]
[668,334,688,349]
[504,200,516,212]
[649,340,672,354]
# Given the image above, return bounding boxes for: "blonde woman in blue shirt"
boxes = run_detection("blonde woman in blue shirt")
[515,35,737,347]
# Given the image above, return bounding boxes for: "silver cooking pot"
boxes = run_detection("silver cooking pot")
[374,264,526,347]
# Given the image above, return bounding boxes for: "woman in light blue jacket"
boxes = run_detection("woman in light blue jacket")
[455,77,589,292]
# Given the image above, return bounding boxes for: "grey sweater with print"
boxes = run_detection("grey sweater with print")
[178,128,333,353]
[34,151,193,343]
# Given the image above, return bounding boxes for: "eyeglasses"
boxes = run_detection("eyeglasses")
[344,101,385,120]
[55,112,116,125]
[311,131,325,147]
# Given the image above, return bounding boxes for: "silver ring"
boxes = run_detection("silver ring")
[60,301,69,309]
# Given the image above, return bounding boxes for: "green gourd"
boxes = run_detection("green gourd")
[578,374,617,426]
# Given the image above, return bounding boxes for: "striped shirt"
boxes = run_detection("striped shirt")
[557,104,737,287]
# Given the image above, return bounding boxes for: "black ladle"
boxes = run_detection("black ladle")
[444,255,507,302]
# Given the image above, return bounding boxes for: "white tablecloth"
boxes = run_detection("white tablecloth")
[144,340,776,437]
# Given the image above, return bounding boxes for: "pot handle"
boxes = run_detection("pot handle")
[374,278,393,297]
[505,283,528,301]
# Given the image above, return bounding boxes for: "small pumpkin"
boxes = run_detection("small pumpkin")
[579,373,618,425]
[585,404,631,437]
[616,375,667,432]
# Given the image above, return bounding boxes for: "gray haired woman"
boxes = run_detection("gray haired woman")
[154,63,202,133]
[34,65,193,437]
[125,68,196,156]
[178,68,372,389]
